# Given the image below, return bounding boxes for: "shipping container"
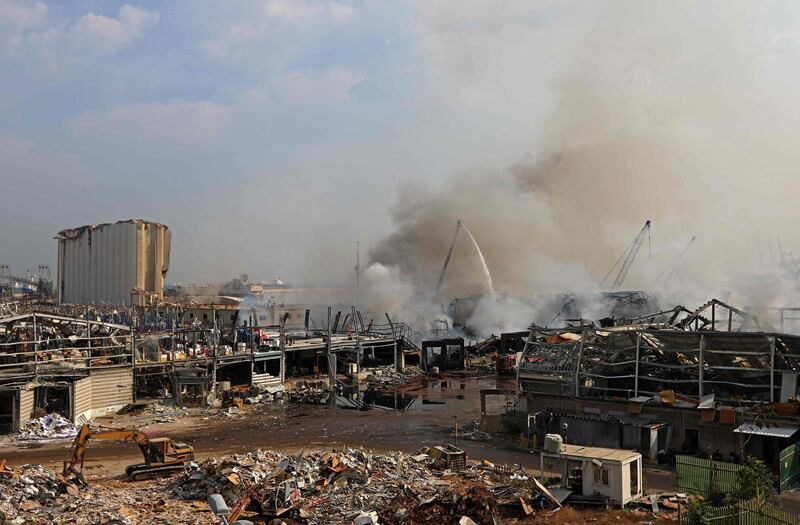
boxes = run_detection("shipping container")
[57,219,170,306]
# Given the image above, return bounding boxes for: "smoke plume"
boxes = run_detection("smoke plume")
[363,2,800,334]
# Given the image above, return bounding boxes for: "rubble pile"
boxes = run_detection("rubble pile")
[0,466,216,525]
[214,406,246,418]
[17,413,78,441]
[145,402,190,423]
[172,448,553,524]
[364,366,424,388]
[243,384,285,404]
[0,463,74,523]
[287,381,328,403]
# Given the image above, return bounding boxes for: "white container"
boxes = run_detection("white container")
[544,434,564,453]
[219,381,231,392]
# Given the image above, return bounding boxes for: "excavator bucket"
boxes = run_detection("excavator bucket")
[0,459,16,477]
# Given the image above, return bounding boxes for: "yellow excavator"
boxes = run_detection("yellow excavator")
[63,424,195,486]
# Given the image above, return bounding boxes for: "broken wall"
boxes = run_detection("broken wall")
[90,367,133,417]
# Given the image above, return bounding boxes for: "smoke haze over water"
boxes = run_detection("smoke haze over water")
[365,2,800,332]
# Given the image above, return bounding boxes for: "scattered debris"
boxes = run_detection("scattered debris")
[363,365,423,388]
[172,447,557,524]
[0,463,75,523]
[0,471,217,525]
[17,413,78,441]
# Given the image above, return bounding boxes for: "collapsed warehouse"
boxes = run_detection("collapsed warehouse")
[0,312,133,433]
[0,307,419,433]
[133,307,417,406]
[513,299,800,468]
[0,219,426,433]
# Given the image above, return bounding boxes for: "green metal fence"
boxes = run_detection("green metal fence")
[676,455,744,496]
[779,443,800,492]
[680,499,800,525]
[738,499,799,525]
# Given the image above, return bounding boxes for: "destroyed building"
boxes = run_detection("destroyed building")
[0,312,134,433]
[513,299,800,468]
[133,308,412,406]
[448,290,661,333]
[57,220,171,306]
[0,303,418,432]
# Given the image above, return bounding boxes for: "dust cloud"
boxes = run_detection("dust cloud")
[363,2,800,335]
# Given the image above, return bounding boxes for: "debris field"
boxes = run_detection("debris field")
[0,445,679,525]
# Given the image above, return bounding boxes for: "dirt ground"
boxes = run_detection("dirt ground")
[3,375,531,482]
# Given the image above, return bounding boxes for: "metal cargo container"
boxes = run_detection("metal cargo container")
[57,220,170,306]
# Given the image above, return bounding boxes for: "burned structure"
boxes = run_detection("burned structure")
[0,302,418,433]
[133,308,413,406]
[514,300,800,468]
[448,290,661,333]
[0,312,134,433]
[421,337,465,371]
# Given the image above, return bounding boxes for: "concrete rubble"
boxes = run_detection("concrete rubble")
[363,366,424,388]
[171,447,554,524]
[16,413,78,441]
[0,447,691,524]
[0,464,216,525]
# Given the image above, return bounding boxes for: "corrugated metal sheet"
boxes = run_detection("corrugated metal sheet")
[559,415,621,449]
[90,367,133,410]
[18,389,34,428]
[72,376,92,424]
[734,422,800,438]
[252,372,281,388]
[57,220,170,306]
[622,424,641,450]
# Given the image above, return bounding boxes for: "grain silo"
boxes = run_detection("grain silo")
[57,219,171,306]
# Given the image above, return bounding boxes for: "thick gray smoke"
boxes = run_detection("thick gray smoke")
[364,2,800,335]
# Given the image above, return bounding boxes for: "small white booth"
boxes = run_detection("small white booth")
[540,444,642,507]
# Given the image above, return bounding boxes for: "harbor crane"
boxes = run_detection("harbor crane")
[600,220,651,291]
[652,235,696,288]
[433,219,463,302]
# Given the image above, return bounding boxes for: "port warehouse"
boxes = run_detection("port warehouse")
[2,219,419,433]
[9,217,800,475]
[512,321,800,469]
[0,308,410,433]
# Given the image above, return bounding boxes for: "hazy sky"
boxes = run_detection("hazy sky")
[0,0,562,284]
[3,1,800,290]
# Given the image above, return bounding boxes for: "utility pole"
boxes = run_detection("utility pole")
[210,309,219,406]
[355,241,361,310]
[279,312,290,384]
[352,305,361,364]
[327,306,335,406]
[386,312,399,372]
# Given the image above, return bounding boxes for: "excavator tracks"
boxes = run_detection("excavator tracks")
[125,463,187,481]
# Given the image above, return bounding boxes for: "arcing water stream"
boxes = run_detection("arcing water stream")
[461,222,496,297]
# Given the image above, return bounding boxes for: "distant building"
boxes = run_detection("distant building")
[57,219,170,306]
[169,274,288,301]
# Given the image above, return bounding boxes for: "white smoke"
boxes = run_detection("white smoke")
[363,2,800,336]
